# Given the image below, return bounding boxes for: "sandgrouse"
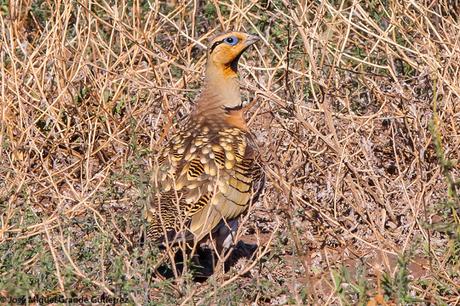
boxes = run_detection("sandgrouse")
[147,31,265,252]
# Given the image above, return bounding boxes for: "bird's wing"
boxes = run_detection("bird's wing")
[147,125,264,243]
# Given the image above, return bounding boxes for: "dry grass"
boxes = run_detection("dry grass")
[1,0,460,304]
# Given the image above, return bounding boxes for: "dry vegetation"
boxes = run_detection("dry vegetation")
[1,0,460,304]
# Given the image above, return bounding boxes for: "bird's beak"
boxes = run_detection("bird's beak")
[245,34,260,47]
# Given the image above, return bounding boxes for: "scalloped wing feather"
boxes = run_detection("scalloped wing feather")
[147,122,265,243]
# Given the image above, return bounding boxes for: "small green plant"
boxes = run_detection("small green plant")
[333,263,370,306]
[0,211,59,296]
[381,254,420,304]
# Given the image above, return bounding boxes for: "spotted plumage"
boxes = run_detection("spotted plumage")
[147,32,264,250]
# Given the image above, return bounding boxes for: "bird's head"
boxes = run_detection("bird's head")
[207,31,259,77]
[196,31,259,128]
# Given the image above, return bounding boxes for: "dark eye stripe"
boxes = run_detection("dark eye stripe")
[209,35,239,53]
[209,40,223,53]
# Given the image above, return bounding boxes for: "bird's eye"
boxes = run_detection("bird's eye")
[224,36,239,46]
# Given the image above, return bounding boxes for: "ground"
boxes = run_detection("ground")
[1,0,459,305]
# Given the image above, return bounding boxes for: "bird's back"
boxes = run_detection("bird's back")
[147,117,264,244]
